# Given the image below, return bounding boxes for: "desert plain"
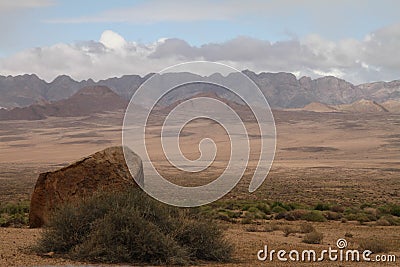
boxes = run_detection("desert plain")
[0,108,400,266]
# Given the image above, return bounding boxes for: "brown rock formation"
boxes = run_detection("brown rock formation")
[29,146,143,228]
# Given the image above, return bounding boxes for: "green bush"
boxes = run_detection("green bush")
[0,201,30,227]
[302,211,327,222]
[244,207,267,220]
[314,203,331,211]
[390,205,400,217]
[36,188,232,265]
[256,203,271,215]
[271,201,292,211]
[272,206,287,214]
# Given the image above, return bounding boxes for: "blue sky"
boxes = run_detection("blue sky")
[1,0,400,83]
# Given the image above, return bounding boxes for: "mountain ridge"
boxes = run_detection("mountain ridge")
[0,85,127,120]
[0,71,400,110]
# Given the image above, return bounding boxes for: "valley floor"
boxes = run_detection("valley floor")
[0,110,399,266]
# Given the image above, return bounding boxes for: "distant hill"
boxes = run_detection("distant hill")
[1,71,400,110]
[338,99,389,113]
[381,100,400,113]
[294,99,400,114]
[0,86,127,120]
[302,102,338,113]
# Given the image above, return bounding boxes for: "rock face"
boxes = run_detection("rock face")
[29,146,143,228]
[0,85,128,121]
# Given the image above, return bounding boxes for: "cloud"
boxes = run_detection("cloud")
[99,30,127,50]
[1,24,400,83]
[0,0,55,11]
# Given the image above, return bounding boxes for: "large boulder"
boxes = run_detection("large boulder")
[29,146,143,228]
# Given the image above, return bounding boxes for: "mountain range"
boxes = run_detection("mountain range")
[0,70,400,114]
[0,86,127,120]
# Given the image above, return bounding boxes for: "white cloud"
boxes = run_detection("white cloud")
[1,25,400,83]
[99,30,127,50]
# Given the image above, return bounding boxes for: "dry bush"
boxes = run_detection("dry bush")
[299,222,315,233]
[282,226,297,237]
[302,231,323,244]
[36,188,233,265]
[358,238,389,253]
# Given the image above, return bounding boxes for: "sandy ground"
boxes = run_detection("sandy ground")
[1,222,399,266]
[0,109,400,266]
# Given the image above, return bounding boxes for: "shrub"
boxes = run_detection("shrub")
[245,208,267,220]
[0,201,30,227]
[377,215,400,226]
[282,226,297,237]
[272,206,287,214]
[377,205,392,215]
[377,204,400,217]
[302,231,323,244]
[344,232,353,238]
[284,209,309,221]
[302,211,327,222]
[390,205,400,217]
[215,212,232,222]
[256,203,271,215]
[271,202,291,211]
[0,213,28,227]
[274,212,287,220]
[287,202,308,210]
[330,205,345,213]
[358,238,389,253]
[241,217,253,224]
[314,203,331,211]
[264,222,280,232]
[245,225,258,232]
[176,219,233,262]
[322,211,342,220]
[299,222,315,233]
[345,212,374,223]
[36,188,232,265]
[375,218,391,226]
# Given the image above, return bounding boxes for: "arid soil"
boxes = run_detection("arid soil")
[0,109,399,266]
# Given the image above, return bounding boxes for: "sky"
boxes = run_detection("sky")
[0,0,399,84]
